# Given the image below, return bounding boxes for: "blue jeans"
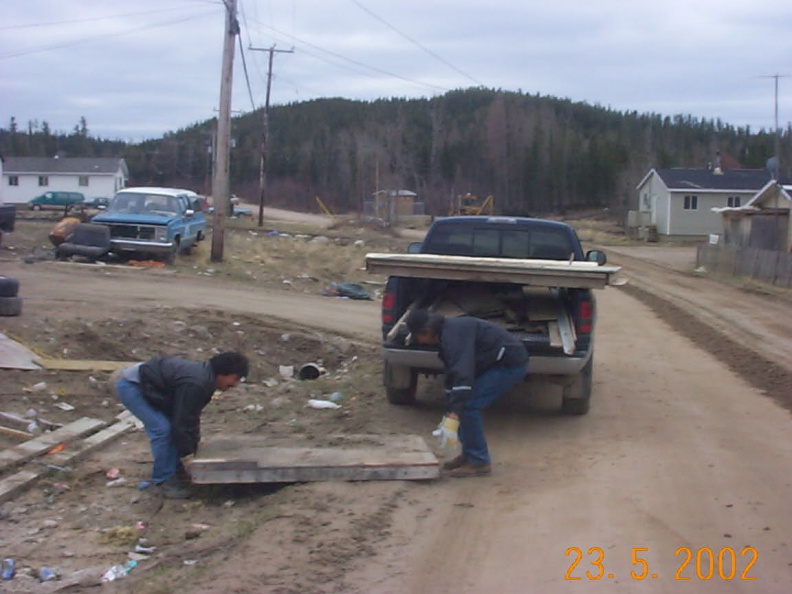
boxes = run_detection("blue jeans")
[116,378,179,484]
[458,364,528,466]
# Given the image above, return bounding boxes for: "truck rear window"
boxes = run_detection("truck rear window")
[423,226,575,260]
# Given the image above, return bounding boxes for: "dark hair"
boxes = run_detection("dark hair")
[405,309,444,335]
[210,352,249,378]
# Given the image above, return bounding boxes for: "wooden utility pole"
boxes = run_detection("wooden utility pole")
[210,0,239,262]
[249,45,293,227]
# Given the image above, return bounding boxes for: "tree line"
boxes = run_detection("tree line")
[2,88,789,218]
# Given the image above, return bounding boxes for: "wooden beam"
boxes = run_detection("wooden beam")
[0,418,134,504]
[0,417,106,473]
[0,425,32,440]
[34,358,135,372]
[191,434,439,484]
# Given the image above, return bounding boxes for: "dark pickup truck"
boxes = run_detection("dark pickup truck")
[366,216,621,415]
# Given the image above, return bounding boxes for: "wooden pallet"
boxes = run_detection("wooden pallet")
[191,434,439,484]
[0,415,135,504]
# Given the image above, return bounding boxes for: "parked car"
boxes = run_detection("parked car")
[28,191,85,211]
[91,187,206,263]
[82,197,110,210]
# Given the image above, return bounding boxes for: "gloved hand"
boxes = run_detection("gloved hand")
[432,415,459,450]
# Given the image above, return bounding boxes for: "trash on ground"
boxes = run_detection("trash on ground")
[298,362,325,380]
[54,402,75,411]
[2,558,15,580]
[307,399,341,410]
[279,365,294,378]
[320,281,372,300]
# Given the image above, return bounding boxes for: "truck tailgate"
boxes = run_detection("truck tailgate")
[366,253,621,289]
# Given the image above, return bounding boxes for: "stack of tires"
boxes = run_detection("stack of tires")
[0,275,22,317]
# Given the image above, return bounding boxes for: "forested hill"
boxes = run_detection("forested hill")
[3,88,788,216]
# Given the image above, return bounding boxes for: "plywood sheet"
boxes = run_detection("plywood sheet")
[0,332,41,370]
[34,358,135,372]
[191,434,439,484]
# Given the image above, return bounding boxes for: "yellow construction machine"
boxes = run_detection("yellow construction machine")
[448,193,494,216]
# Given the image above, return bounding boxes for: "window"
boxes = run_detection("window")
[8,176,18,186]
[727,196,741,208]
[683,195,698,210]
[38,176,49,186]
[79,176,89,187]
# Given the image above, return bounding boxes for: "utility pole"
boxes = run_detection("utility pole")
[210,0,239,262]
[249,45,293,227]
[760,73,789,180]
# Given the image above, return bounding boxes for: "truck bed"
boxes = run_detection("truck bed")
[366,253,621,289]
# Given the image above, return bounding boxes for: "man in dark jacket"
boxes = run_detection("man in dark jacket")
[405,309,528,478]
[114,352,249,498]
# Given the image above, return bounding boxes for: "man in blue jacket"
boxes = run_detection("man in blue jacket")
[115,352,249,498]
[405,309,528,478]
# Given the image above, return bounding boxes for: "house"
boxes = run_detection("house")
[370,189,422,222]
[713,182,792,252]
[634,166,773,240]
[1,156,128,205]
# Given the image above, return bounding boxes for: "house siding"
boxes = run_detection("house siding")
[2,168,125,204]
[670,190,755,236]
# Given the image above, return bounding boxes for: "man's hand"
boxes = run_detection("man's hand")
[432,415,460,450]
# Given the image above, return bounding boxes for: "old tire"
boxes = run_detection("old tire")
[561,354,593,416]
[0,275,20,298]
[165,239,180,265]
[384,363,418,405]
[0,296,23,317]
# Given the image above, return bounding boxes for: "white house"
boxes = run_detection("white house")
[635,167,773,240]
[2,156,128,205]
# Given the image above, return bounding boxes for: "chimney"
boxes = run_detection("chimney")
[713,151,723,175]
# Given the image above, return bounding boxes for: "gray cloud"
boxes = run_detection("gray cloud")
[2,0,790,141]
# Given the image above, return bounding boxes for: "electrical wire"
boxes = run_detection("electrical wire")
[349,0,483,87]
[1,9,217,60]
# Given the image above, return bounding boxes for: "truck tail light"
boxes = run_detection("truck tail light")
[382,291,395,324]
[578,300,593,334]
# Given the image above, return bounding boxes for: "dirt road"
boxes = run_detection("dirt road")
[2,250,791,592]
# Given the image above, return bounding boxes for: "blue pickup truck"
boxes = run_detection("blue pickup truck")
[91,187,206,263]
[366,216,621,415]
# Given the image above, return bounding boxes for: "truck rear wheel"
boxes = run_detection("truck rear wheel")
[384,362,418,405]
[561,355,593,415]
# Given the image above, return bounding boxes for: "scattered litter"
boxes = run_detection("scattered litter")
[54,402,75,411]
[280,333,290,342]
[135,521,146,531]
[106,477,127,488]
[298,362,325,381]
[127,552,149,562]
[106,468,121,480]
[329,392,344,403]
[101,565,128,582]
[38,567,59,582]
[184,560,198,566]
[243,404,264,412]
[263,378,279,388]
[307,399,341,410]
[2,558,15,580]
[31,382,48,392]
[48,443,66,455]
[279,365,294,378]
[134,544,156,554]
[191,523,211,531]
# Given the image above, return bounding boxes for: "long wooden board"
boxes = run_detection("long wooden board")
[34,358,135,372]
[191,434,439,484]
[0,417,106,473]
[0,418,134,504]
[366,252,621,289]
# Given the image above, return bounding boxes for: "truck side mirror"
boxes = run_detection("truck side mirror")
[185,209,195,217]
[586,250,607,265]
[407,242,423,254]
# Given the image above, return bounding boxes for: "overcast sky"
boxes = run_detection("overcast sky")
[2,0,791,143]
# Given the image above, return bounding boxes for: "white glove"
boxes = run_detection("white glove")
[432,415,459,450]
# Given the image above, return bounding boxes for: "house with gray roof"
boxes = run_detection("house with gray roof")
[635,166,774,240]
[2,156,128,205]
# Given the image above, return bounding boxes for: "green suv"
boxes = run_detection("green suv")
[28,191,85,211]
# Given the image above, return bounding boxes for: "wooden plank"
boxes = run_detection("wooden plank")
[366,253,621,289]
[191,434,439,484]
[0,417,107,473]
[0,419,133,504]
[0,426,32,440]
[34,358,136,372]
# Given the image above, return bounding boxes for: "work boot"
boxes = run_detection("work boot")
[442,455,467,471]
[448,462,492,478]
[157,475,191,499]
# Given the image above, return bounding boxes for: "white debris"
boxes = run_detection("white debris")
[307,399,341,410]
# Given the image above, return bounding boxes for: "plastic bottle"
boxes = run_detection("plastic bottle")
[101,565,128,582]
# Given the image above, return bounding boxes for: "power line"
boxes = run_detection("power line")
[0,10,217,60]
[349,0,483,87]
[0,5,218,31]
[243,16,449,94]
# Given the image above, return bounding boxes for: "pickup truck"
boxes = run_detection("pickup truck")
[366,216,621,415]
[91,187,206,263]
